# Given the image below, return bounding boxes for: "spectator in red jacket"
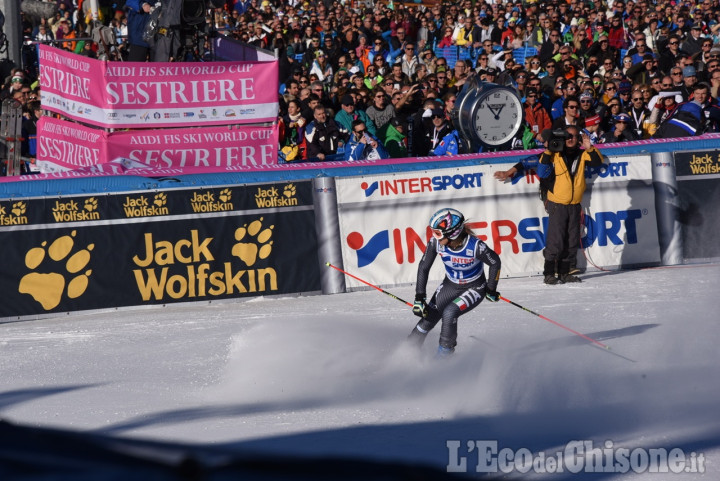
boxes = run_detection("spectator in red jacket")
[524,87,552,147]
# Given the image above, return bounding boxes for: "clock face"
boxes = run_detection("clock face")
[472,89,524,147]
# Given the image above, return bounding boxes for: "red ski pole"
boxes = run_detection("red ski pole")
[325,262,413,307]
[499,296,635,361]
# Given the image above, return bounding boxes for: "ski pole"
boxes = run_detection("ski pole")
[499,296,608,348]
[325,262,413,307]
[499,295,634,361]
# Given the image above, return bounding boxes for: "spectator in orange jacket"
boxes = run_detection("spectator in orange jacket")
[524,87,552,146]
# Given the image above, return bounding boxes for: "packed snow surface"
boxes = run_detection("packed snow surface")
[1,265,718,479]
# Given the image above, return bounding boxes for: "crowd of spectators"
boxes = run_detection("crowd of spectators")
[260,0,720,161]
[6,0,720,165]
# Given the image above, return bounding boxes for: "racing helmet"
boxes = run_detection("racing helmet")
[429,208,465,240]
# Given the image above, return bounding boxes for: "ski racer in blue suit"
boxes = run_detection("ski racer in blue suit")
[408,208,502,356]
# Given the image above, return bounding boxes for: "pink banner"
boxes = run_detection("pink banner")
[105,124,278,168]
[38,45,279,128]
[35,116,108,172]
[36,117,278,173]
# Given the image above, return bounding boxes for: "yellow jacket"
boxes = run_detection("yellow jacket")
[455,27,474,47]
[538,147,603,205]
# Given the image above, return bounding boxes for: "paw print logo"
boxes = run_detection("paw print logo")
[11,201,26,216]
[232,218,273,267]
[219,188,232,203]
[19,230,94,311]
[84,197,98,212]
[283,184,296,198]
[154,192,167,207]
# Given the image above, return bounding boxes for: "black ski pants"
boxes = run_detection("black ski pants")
[543,201,582,275]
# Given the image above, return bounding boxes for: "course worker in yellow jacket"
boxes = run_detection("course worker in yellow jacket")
[536,125,604,285]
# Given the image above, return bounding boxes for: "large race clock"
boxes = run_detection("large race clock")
[452,73,524,150]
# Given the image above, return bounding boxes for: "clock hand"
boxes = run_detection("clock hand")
[487,104,505,120]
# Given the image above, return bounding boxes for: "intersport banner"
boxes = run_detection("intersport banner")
[334,156,660,288]
[35,116,278,172]
[38,45,278,128]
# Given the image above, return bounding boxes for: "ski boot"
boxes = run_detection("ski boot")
[436,345,455,359]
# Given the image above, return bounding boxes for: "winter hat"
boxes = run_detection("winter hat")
[683,65,697,77]
[390,117,405,129]
[579,91,594,101]
[614,113,631,122]
[585,114,601,126]
[349,66,360,74]
[341,94,354,106]
[618,80,632,93]
[315,50,325,58]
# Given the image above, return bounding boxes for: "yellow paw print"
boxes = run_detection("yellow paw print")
[19,230,94,311]
[219,188,232,203]
[154,192,167,207]
[283,184,296,198]
[11,201,26,216]
[85,197,98,212]
[232,218,273,267]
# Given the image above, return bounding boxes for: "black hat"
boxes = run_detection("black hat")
[341,94,354,106]
[486,67,498,75]
[390,117,405,128]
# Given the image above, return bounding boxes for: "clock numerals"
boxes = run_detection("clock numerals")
[468,87,522,147]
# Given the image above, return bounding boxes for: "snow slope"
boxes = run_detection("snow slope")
[0,265,718,479]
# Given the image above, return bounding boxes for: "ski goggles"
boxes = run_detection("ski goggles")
[431,228,446,239]
[431,225,463,240]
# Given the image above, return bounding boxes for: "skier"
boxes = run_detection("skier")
[407,208,502,357]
